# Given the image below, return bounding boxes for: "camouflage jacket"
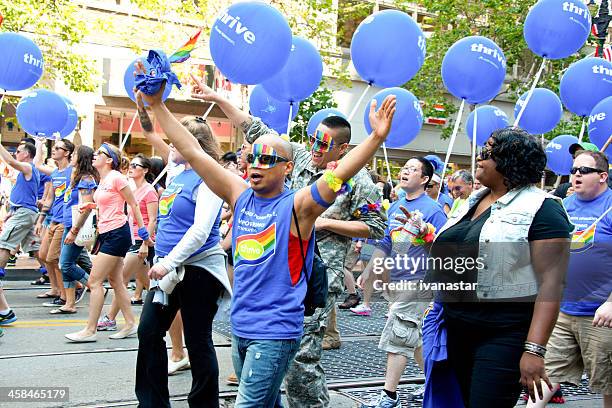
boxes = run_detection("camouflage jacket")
[245,119,386,275]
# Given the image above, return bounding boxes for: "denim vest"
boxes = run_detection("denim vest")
[435,185,566,299]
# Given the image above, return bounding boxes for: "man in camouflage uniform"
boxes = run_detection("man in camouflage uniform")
[190,83,386,406]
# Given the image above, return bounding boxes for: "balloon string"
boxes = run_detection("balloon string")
[203,102,215,120]
[382,143,392,184]
[348,83,372,121]
[287,102,293,135]
[541,134,546,189]
[152,163,170,187]
[437,98,465,201]
[120,112,139,152]
[578,118,586,143]
[601,135,612,153]
[471,107,478,181]
[513,58,547,128]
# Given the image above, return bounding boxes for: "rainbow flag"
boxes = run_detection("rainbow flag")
[234,223,276,266]
[168,29,201,63]
[54,182,67,198]
[571,227,595,252]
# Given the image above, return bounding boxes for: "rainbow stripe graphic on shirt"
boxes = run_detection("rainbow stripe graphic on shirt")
[54,182,66,198]
[571,226,595,252]
[234,223,276,266]
[63,187,72,203]
[159,192,178,216]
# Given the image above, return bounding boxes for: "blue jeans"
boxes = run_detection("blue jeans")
[59,229,90,288]
[232,335,300,408]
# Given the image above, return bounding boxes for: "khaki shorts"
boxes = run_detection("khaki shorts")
[378,288,432,358]
[0,207,39,253]
[545,311,612,394]
[40,223,65,264]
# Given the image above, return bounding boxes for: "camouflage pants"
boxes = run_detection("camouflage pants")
[284,267,344,408]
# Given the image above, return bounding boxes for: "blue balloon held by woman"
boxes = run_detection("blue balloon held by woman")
[524,0,591,60]
[441,36,506,104]
[560,58,612,116]
[307,108,346,137]
[249,84,299,131]
[58,96,78,139]
[363,87,423,148]
[261,36,323,103]
[514,88,563,134]
[350,10,426,88]
[545,134,579,175]
[588,95,612,150]
[465,106,509,147]
[0,32,44,91]
[209,1,292,85]
[16,89,69,137]
[124,58,172,104]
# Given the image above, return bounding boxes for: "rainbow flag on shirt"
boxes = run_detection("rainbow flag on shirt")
[234,223,276,266]
[54,182,67,198]
[571,226,595,252]
[168,29,201,63]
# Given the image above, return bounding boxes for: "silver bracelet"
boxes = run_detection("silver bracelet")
[524,350,545,359]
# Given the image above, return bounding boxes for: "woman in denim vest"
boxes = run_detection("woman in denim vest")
[425,128,572,407]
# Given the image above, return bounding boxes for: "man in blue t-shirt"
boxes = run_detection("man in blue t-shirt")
[355,157,447,407]
[533,151,612,408]
[0,142,40,327]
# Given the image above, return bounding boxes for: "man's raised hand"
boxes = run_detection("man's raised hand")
[369,95,397,141]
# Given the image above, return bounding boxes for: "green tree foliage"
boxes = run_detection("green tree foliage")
[289,88,338,143]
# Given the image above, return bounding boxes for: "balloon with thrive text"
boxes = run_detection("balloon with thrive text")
[524,0,591,59]
[588,96,612,150]
[363,87,423,148]
[0,32,44,91]
[350,10,426,88]
[465,105,509,147]
[209,1,292,85]
[514,88,563,134]
[441,36,507,104]
[559,58,612,116]
[58,96,78,139]
[546,134,579,175]
[16,89,69,137]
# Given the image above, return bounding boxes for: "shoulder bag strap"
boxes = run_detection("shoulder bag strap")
[291,206,309,284]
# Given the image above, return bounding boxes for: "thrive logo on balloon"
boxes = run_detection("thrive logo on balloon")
[470,43,506,69]
[547,141,562,150]
[562,1,590,25]
[592,64,612,78]
[216,9,256,45]
[23,53,43,69]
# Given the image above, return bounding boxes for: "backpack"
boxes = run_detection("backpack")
[292,207,329,316]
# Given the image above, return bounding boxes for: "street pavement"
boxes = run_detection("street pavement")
[0,259,604,407]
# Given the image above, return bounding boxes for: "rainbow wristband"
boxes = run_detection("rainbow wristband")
[323,170,354,195]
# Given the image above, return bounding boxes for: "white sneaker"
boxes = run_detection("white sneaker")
[350,304,372,316]
[360,390,401,408]
[168,356,190,375]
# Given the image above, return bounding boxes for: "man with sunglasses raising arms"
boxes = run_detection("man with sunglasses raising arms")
[0,141,40,329]
[189,75,387,407]
[135,63,395,406]
[529,150,612,407]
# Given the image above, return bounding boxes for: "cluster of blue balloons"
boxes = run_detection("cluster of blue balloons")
[17,90,77,138]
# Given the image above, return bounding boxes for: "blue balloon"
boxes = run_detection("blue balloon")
[546,134,579,175]
[124,58,171,104]
[560,58,612,116]
[424,155,444,173]
[588,96,612,150]
[58,96,78,139]
[249,84,299,131]
[350,10,426,88]
[465,105,509,147]
[441,36,506,104]
[209,1,292,85]
[261,36,323,103]
[16,89,69,137]
[514,88,563,134]
[363,87,423,148]
[524,0,591,59]
[306,108,346,136]
[0,33,44,91]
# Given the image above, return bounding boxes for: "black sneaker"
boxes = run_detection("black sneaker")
[43,298,66,307]
[6,255,16,267]
[0,310,17,325]
[31,275,50,285]
[338,293,361,310]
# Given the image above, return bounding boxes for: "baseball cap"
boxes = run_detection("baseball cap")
[569,142,599,155]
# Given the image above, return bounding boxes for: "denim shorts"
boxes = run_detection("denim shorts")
[128,240,155,267]
[93,222,132,257]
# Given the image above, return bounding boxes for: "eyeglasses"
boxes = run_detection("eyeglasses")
[95,150,111,159]
[53,145,68,152]
[246,153,289,168]
[401,166,421,174]
[479,148,492,161]
[130,163,145,169]
[570,166,606,175]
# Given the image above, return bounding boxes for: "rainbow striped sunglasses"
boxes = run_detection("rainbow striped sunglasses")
[309,130,335,153]
[246,144,290,169]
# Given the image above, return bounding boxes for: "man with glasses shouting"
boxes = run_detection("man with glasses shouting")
[0,141,40,329]
[189,75,386,407]
[529,150,612,407]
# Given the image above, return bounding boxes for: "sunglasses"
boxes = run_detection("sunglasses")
[246,153,289,168]
[479,148,492,161]
[570,166,606,175]
[130,162,146,169]
[53,145,68,152]
[309,130,335,153]
[95,150,111,158]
